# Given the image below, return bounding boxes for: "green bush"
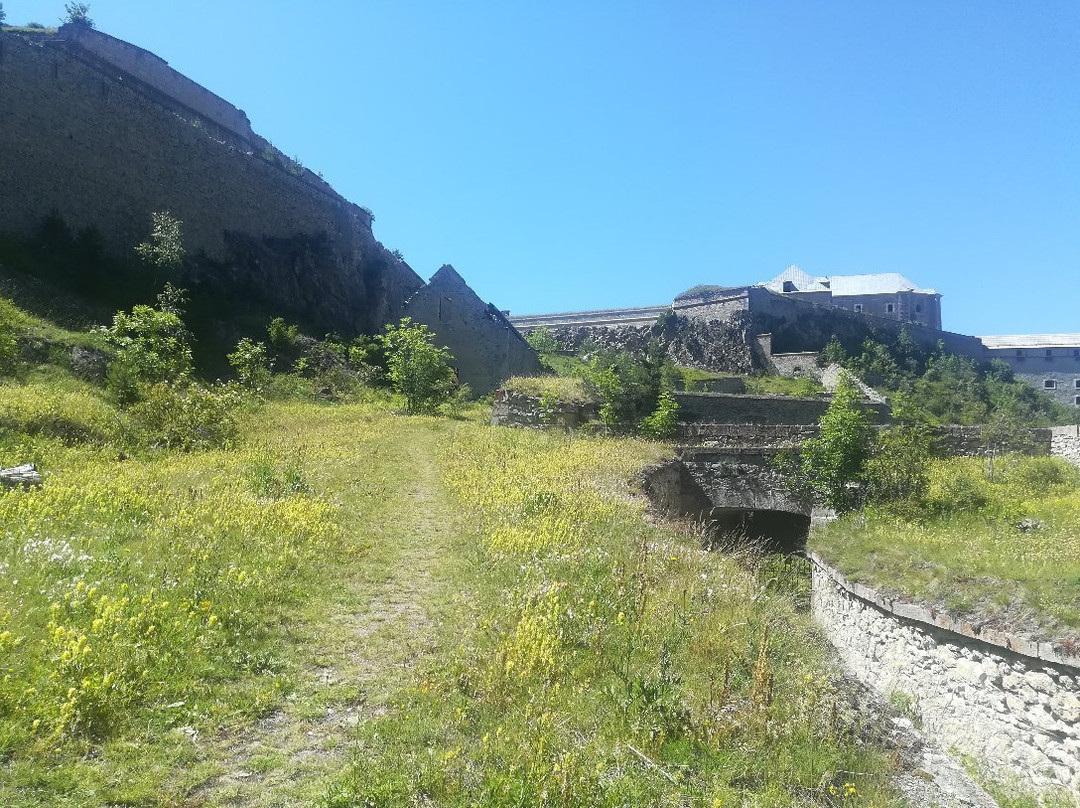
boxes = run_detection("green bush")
[101,299,193,405]
[640,387,679,439]
[125,381,242,451]
[583,347,675,434]
[227,338,271,390]
[379,318,457,414]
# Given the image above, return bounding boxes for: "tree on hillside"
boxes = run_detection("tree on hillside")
[0,4,7,26]
[63,2,93,27]
[797,375,873,512]
[379,318,457,414]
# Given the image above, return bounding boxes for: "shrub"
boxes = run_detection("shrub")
[100,294,193,405]
[228,338,272,389]
[267,317,300,353]
[0,4,6,26]
[583,347,675,434]
[379,318,457,414]
[63,3,94,29]
[640,387,679,439]
[525,327,560,355]
[125,381,242,451]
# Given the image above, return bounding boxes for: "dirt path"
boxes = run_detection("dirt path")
[187,423,458,808]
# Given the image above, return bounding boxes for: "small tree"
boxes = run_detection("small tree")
[798,375,873,512]
[0,4,7,26]
[228,338,272,389]
[379,318,457,414]
[63,2,93,27]
[134,211,184,283]
[101,288,193,404]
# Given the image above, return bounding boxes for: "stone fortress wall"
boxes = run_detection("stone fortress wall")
[811,554,1080,794]
[0,27,419,335]
[0,26,536,392]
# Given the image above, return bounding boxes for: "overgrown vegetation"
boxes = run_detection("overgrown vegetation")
[811,453,1080,636]
[821,330,1071,427]
[0,293,901,806]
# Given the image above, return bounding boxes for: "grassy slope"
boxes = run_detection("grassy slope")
[809,455,1080,640]
[0,363,899,807]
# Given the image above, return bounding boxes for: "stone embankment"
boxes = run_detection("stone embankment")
[811,553,1080,795]
[489,390,598,431]
[1051,425,1080,466]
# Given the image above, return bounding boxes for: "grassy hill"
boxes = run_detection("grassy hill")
[0,295,900,807]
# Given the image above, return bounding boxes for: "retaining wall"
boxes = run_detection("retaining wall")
[1051,426,1080,466]
[810,553,1080,794]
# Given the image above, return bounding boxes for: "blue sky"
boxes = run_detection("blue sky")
[8,1,1079,335]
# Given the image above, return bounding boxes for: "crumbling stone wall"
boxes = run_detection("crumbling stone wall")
[490,390,598,430]
[1050,426,1080,466]
[674,391,891,426]
[811,554,1080,794]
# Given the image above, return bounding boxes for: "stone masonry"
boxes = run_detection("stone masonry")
[811,555,1080,794]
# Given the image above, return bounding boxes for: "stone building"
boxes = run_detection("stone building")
[760,266,942,329]
[404,265,540,395]
[979,334,1080,409]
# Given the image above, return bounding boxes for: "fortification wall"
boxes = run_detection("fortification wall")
[59,24,263,147]
[811,554,1080,794]
[744,287,985,360]
[674,391,891,426]
[404,265,540,394]
[0,30,423,334]
[1050,426,1080,466]
[490,389,598,430]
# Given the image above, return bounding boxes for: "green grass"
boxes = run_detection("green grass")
[744,375,826,397]
[0,360,900,806]
[810,455,1080,638]
[501,374,594,403]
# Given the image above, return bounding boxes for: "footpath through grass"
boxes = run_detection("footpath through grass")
[1,374,900,806]
[810,455,1080,640]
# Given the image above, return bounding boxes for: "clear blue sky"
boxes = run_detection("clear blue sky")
[8,1,1079,335]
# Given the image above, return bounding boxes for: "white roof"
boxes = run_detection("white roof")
[979,334,1080,350]
[761,265,829,293]
[815,273,938,297]
[759,269,938,297]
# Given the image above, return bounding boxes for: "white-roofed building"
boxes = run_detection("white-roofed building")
[758,267,942,330]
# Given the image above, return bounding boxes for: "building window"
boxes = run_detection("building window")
[886,303,895,314]
[1046,349,1054,359]
[915,303,923,313]
[1074,379,1080,389]
[1044,379,1057,389]
[1074,349,1080,359]
[853,304,863,313]
[1075,395,1080,406]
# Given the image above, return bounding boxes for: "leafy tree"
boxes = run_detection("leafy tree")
[134,211,184,283]
[0,4,7,26]
[228,338,271,389]
[379,318,457,414]
[797,376,873,512]
[101,287,193,404]
[525,327,560,355]
[864,398,936,511]
[581,343,678,434]
[63,2,93,27]
[640,386,679,439]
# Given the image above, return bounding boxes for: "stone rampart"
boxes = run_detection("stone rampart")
[490,389,598,430]
[674,391,891,426]
[0,29,423,334]
[811,553,1080,794]
[59,24,264,149]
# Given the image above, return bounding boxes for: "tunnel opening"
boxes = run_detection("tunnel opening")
[706,507,811,555]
